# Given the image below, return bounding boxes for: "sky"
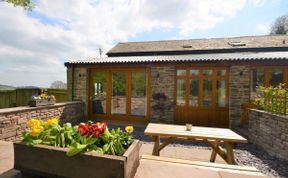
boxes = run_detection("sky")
[0,0,287,87]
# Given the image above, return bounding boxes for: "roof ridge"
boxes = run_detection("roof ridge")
[116,34,288,44]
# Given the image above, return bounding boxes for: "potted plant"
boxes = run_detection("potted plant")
[14,119,141,178]
[29,89,56,107]
[151,92,174,123]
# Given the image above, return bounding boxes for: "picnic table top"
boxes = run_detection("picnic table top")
[144,123,247,143]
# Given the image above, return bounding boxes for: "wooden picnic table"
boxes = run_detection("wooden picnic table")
[144,123,247,165]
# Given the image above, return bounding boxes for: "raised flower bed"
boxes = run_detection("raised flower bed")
[29,90,56,107]
[14,119,141,178]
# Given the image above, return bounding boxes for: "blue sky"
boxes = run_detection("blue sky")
[0,0,287,87]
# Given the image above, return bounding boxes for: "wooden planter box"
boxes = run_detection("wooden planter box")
[14,140,141,178]
[29,99,55,107]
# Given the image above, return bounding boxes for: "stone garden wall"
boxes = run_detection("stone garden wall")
[229,65,250,128]
[150,66,175,123]
[0,101,84,142]
[248,109,288,161]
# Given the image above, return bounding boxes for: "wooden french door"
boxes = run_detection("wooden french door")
[88,68,150,123]
[175,67,229,128]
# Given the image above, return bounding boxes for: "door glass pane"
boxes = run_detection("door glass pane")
[131,72,147,116]
[177,70,186,76]
[251,69,264,92]
[92,72,107,114]
[190,70,199,76]
[217,80,226,107]
[202,80,212,107]
[189,80,198,107]
[217,69,226,76]
[203,70,213,76]
[270,69,283,87]
[177,80,186,106]
[112,72,126,114]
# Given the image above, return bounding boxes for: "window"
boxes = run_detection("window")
[131,72,147,116]
[217,80,226,107]
[177,70,186,76]
[177,80,186,106]
[270,69,284,87]
[251,67,287,98]
[189,80,199,107]
[111,72,126,114]
[202,80,212,107]
[92,72,107,114]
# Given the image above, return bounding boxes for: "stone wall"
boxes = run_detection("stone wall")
[0,101,84,142]
[150,66,175,123]
[229,66,250,128]
[67,67,88,115]
[248,109,288,161]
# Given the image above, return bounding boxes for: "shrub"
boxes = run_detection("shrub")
[253,84,288,115]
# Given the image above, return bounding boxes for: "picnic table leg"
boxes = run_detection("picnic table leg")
[226,142,236,165]
[209,141,219,162]
[152,136,160,156]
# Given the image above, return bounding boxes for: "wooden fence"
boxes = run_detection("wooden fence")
[0,88,68,109]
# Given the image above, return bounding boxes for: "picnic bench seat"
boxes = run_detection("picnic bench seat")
[135,154,268,178]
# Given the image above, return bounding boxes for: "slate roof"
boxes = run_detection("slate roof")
[65,51,288,65]
[107,35,288,56]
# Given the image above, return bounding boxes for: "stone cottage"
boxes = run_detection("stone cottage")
[65,35,288,128]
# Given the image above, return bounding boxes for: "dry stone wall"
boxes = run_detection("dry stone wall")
[249,109,288,161]
[0,101,84,141]
[229,66,251,128]
[150,66,175,123]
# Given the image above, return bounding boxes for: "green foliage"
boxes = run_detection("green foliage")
[2,0,35,10]
[253,84,288,115]
[23,120,134,157]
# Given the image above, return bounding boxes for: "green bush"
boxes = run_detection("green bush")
[253,84,288,115]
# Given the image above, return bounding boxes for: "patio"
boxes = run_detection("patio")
[1,124,288,178]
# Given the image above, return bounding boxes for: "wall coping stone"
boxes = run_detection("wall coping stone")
[249,108,288,119]
[0,101,83,115]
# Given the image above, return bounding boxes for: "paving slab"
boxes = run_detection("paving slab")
[0,141,265,178]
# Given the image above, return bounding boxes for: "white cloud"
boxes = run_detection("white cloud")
[0,0,260,87]
[256,24,270,35]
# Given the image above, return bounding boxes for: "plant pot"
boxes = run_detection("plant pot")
[14,140,141,178]
[29,99,55,107]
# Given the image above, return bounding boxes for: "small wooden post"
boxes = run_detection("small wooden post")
[152,136,160,156]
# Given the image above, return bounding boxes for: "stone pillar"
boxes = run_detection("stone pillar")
[229,66,250,128]
[150,66,175,123]
[66,66,88,116]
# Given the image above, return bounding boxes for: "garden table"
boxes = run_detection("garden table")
[144,123,247,165]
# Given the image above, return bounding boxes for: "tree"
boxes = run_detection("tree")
[1,0,34,10]
[270,15,288,35]
[50,81,67,89]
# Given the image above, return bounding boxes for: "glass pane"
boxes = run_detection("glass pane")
[203,70,213,76]
[177,80,186,106]
[177,70,186,76]
[217,69,226,76]
[189,80,199,107]
[112,72,126,114]
[131,72,147,116]
[270,69,283,87]
[251,69,264,93]
[190,70,199,76]
[217,80,226,107]
[92,72,107,114]
[202,80,212,107]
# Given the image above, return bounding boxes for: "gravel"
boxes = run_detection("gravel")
[110,124,288,178]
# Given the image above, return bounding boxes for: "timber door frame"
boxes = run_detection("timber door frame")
[88,67,151,123]
[174,67,230,127]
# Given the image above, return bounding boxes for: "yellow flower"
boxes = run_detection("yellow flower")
[26,119,44,137]
[44,118,59,128]
[30,127,44,137]
[27,119,41,129]
[125,126,134,134]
